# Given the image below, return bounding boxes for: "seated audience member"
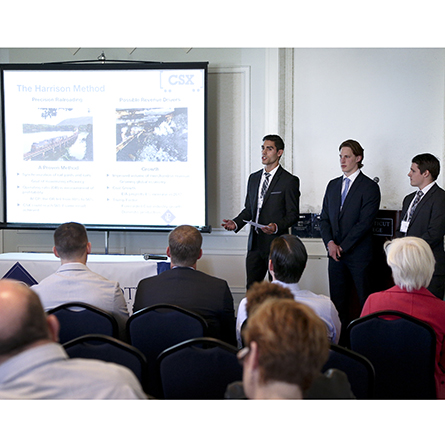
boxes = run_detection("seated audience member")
[0,279,147,399]
[237,298,330,399]
[361,236,445,399]
[236,281,294,347]
[31,222,129,338]
[133,225,236,345]
[236,234,341,347]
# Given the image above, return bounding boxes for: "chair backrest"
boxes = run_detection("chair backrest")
[47,302,119,344]
[63,334,148,393]
[347,310,437,399]
[321,344,375,399]
[126,304,208,398]
[157,337,243,399]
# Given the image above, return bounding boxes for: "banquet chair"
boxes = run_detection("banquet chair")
[126,304,208,398]
[321,343,375,399]
[157,337,243,399]
[47,302,119,344]
[63,334,148,392]
[347,310,436,399]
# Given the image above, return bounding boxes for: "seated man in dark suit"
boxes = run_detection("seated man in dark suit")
[133,225,236,346]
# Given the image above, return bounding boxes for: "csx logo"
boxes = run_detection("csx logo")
[168,74,194,85]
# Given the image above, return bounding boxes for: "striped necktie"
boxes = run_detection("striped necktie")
[408,190,423,221]
[260,172,271,200]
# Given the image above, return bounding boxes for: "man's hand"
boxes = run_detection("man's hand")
[261,223,277,235]
[327,240,342,262]
[222,219,236,231]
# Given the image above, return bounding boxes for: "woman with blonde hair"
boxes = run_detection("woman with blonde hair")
[361,236,445,398]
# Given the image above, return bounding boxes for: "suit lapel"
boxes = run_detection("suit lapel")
[261,165,282,207]
[250,170,262,215]
[409,183,437,225]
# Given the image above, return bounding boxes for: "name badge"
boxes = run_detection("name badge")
[400,220,409,233]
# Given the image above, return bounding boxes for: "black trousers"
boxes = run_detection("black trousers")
[245,249,270,289]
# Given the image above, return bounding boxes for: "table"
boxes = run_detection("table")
[0,252,170,314]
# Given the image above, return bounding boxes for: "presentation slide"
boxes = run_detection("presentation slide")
[1,64,207,229]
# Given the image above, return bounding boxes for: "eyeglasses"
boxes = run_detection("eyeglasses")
[237,346,250,366]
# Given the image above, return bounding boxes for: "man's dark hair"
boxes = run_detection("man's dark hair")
[339,139,364,169]
[263,134,285,152]
[269,234,308,283]
[412,153,440,180]
[0,286,50,356]
[54,222,88,259]
[168,225,202,267]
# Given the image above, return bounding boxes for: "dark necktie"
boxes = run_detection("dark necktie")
[408,190,423,221]
[341,177,350,207]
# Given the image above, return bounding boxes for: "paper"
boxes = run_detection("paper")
[243,220,267,229]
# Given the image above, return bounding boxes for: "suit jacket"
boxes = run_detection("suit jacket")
[233,165,300,253]
[31,263,129,338]
[361,285,445,399]
[320,171,381,259]
[396,183,445,276]
[133,267,236,346]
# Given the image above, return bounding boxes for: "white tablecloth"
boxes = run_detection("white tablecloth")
[0,252,170,314]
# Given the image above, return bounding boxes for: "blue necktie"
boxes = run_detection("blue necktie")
[341,177,350,207]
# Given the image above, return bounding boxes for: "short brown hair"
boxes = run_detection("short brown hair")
[244,299,329,390]
[412,153,440,181]
[339,139,364,169]
[54,222,88,259]
[245,281,294,317]
[168,225,202,267]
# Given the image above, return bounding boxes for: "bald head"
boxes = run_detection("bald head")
[0,279,57,363]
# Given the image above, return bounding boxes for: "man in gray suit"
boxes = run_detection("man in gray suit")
[396,153,445,299]
[31,222,129,338]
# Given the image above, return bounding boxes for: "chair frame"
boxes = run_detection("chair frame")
[156,337,241,399]
[323,343,376,399]
[47,302,119,341]
[63,333,148,392]
[126,303,208,337]
[126,304,208,398]
[347,310,437,399]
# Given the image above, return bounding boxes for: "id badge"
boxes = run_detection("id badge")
[400,220,409,233]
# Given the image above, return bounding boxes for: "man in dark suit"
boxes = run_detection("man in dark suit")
[133,225,236,345]
[396,153,445,299]
[320,139,381,333]
[221,134,300,288]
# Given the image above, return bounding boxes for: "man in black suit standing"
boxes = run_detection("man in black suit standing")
[133,225,236,345]
[221,134,300,289]
[320,140,381,333]
[396,153,445,299]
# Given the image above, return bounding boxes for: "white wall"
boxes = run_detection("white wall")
[1,47,445,311]
[292,48,445,213]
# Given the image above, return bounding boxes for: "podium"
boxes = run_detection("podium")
[369,209,402,294]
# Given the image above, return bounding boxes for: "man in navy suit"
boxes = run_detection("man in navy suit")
[320,140,381,333]
[133,225,236,345]
[221,134,300,288]
[396,153,445,299]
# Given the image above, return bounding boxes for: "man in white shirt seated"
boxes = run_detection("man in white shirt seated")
[236,234,341,347]
[0,279,147,399]
[31,222,128,339]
